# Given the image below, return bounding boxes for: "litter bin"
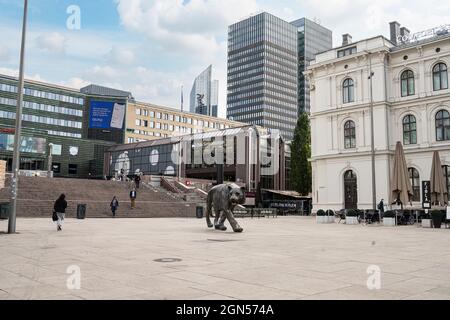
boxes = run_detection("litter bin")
[196,205,204,219]
[0,202,10,220]
[77,204,87,219]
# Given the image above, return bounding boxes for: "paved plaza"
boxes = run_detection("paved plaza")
[1,217,450,300]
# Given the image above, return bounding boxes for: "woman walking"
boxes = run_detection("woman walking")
[54,194,67,231]
[110,196,119,218]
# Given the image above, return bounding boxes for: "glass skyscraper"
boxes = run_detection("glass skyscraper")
[190,65,219,117]
[290,18,332,114]
[226,12,298,141]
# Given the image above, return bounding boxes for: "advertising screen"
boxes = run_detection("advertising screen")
[89,101,125,129]
[0,133,46,154]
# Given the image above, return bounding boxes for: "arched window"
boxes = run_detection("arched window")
[436,110,450,141]
[344,120,356,149]
[408,168,420,202]
[401,70,415,97]
[433,63,448,91]
[443,165,450,201]
[403,115,417,145]
[343,78,354,104]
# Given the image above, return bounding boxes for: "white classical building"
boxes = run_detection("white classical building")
[306,22,450,211]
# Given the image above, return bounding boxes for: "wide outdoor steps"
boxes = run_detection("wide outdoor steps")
[0,176,197,218]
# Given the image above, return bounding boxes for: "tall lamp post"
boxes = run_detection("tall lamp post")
[47,143,54,178]
[367,51,377,213]
[8,0,28,234]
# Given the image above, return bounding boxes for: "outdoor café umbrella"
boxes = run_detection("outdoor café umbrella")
[391,141,413,211]
[430,151,448,206]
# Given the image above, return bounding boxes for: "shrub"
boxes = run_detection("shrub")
[326,209,335,216]
[346,209,358,217]
[383,211,396,218]
[316,209,326,216]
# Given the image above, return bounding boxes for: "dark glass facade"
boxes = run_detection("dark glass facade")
[227,12,298,141]
[290,18,332,114]
[0,75,116,178]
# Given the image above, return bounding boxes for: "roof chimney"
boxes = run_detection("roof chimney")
[342,34,352,46]
[390,21,401,45]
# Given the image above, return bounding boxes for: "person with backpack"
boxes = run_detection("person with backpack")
[53,194,67,231]
[110,196,119,218]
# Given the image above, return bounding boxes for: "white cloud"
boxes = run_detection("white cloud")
[115,0,258,59]
[107,46,136,65]
[35,32,67,54]
[0,45,9,61]
[59,77,90,90]
[0,67,45,82]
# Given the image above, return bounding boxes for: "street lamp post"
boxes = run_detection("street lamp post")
[8,0,28,234]
[48,143,54,178]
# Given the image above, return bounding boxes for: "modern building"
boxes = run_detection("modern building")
[104,124,288,192]
[125,100,245,144]
[307,22,450,211]
[0,74,115,178]
[226,12,299,141]
[290,18,332,114]
[190,65,219,117]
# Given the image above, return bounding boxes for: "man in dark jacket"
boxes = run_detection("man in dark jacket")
[110,196,119,217]
[54,194,67,231]
[134,174,141,189]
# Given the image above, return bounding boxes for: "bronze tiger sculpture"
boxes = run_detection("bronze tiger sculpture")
[206,183,246,233]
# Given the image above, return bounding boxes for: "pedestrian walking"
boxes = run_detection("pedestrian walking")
[130,188,137,209]
[110,196,119,217]
[134,174,141,189]
[53,194,67,231]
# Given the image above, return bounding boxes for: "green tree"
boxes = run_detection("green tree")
[290,112,311,195]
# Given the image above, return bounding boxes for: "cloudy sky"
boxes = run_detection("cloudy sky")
[0,0,449,118]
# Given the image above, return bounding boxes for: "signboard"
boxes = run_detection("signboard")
[89,101,125,129]
[245,192,256,206]
[422,180,431,209]
[0,133,46,154]
[398,24,450,45]
[0,128,15,134]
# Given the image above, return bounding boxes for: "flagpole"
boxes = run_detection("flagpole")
[8,0,28,234]
[181,85,184,112]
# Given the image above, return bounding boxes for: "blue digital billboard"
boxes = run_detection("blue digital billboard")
[89,100,125,129]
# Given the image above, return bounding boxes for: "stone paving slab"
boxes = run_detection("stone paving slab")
[1,217,450,300]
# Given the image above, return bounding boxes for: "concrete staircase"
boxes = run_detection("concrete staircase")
[0,176,196,218]
[160,177,207,207]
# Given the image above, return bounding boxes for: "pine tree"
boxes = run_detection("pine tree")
[290,112,311,195]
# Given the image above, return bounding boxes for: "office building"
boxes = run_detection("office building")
[227,12,299,141]
[190,65,219,117]
[290,18,332,114]
[0,74,115,178]
[126,100,244,144]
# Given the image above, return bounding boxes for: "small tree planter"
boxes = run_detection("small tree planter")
[421,219,432,228]
[316,216,325,223]
[316,216,334,224]
[383,217,396,227]
[346,216,359,225]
